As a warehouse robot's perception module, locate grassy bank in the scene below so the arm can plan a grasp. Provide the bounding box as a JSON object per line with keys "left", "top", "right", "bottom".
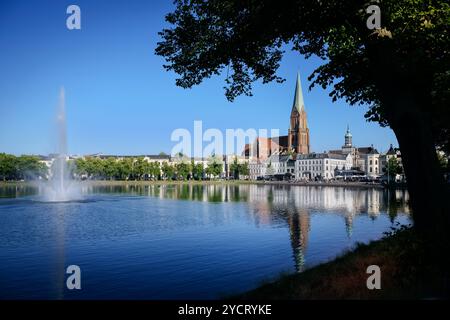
{"left": 239, "top": 227, "right": 449, "bottom": 299}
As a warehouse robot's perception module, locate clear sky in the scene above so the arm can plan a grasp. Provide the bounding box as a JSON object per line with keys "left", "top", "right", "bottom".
{"left": 0, "top": 0, "right": 398, "bottom": 156}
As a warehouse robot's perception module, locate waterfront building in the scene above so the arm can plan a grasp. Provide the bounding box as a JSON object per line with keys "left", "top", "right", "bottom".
{"left": 265, "top": 154, "right": 296, "bottom": 179}
{"left": 295, "top": 152, "right": 353, "bottom": 181}
{"left": 249, "top": 160, "right": 266, "bottom": 180}
{"left": 365, "top": 146, "right": 381, "bottom": 178}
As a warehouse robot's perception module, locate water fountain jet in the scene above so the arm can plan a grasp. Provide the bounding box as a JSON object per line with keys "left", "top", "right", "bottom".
{"left": 41, "top": 87, "right": 82, "bottom": 202}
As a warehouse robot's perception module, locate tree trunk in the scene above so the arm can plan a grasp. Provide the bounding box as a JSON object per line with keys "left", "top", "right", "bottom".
{"left": 383, "top": 92, "right": 450, "bottom": 244}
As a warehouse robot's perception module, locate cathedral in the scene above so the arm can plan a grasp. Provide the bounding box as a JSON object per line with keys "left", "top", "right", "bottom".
{"left": 243, "top": 72, "right": 310, "bottom": 160}
{"left": 288, "top": 72, "right": 310, "bottom": 154}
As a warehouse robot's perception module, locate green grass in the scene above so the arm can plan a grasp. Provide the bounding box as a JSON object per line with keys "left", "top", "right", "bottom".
{"left": 237, "top": 226, "right": 449, "bottom": 299}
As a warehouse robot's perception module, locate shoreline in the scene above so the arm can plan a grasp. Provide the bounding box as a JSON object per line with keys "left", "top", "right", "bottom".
{"left": 0, "top": 179, "right": 388, "bottom": 189}
{"left": 237, "top": 227, "right": 448, "bottom": 299}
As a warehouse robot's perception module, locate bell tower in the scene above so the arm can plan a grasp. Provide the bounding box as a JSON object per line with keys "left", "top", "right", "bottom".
{"left": 288, "top": 72, "right": 310, "bottom": 154}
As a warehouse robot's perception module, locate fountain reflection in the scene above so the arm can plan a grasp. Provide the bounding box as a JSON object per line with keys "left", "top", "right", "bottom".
{"left": 52, "top": 205, "right": 67, "bottom": 299}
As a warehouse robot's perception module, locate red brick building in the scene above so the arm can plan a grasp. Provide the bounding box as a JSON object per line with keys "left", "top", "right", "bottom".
{"left": 243, "top": 72, "right": 310, "bottom": 160}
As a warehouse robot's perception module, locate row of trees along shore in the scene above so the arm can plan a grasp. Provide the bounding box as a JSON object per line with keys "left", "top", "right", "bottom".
{"left": 74, "top": 156, "right": 236, "bottom": 180}
{"left": 0, "top": 153, "right": 250, "bottom": 181}
{"left": 0, "top": 153, "right": 48, "bottom": 180}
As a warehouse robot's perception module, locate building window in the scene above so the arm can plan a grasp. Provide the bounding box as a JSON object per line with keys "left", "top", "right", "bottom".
{"left": 370, "top": 160, "right": 373, "bottom": 165}
{"left": 370, "top": 167, "right": 372, "bottom": 173}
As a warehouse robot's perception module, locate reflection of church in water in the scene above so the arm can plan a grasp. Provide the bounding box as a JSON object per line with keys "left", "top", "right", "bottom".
{"left": 288, "top": 208, "right": 310, "bottom": 272}
{"left": 147, "top": 183, "right": 409, "bottom": 273}
{"left": 245, "top": 184, "right": 409, "bottom": 272}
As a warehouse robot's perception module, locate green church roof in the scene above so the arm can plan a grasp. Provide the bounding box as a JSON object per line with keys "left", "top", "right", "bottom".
{"left": 293, "top": 71, "right": 305, "bottom": 112}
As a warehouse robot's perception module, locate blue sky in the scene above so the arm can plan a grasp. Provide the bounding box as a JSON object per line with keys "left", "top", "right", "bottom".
{"left": 0, "top": 0, "right": 398, "bottom": 156}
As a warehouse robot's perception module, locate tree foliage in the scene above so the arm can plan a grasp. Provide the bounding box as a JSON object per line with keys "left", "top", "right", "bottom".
{"left": 230, "top": 157, "right": 249, "bottom": 179}
{"left": 0, "top": 153, "right": 47, "bottom": 181}
{"left": 162, "top": 161, "right": 176, "bottom": 180}
{"left": 387, "top": 156, "right": 403, "bottom": 177}
{"left": 156, "top": 0, "right": 449, "bottom": 152}
{"left": 191, "top": 160, "right": 205, "bottom": 180}
{"left": 175, "top": 161, "right": 191, "bottom": 180}
{"left": 206, "top": 155, "right": 223, "bottom": 178}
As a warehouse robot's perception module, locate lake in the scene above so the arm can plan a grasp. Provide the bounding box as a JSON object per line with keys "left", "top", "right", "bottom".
{"left": 0, "top": 183, "right": 411, "bottom": 299}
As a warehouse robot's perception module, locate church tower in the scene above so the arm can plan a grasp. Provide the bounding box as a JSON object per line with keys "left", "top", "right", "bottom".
{"left": 344, "top": 125, "right": 352, "bottom": 147}
{"left": 288, "top": 72, "right": 310, "bottom": 154}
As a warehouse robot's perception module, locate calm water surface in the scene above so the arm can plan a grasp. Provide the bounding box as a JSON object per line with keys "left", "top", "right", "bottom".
{"left": 0, "top": 183, "right": 411, "bottom": 299}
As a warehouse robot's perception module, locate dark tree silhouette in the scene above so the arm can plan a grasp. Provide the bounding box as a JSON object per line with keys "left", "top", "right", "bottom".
{"left": 155, "top": 0, "right": 450, "bottom": 241}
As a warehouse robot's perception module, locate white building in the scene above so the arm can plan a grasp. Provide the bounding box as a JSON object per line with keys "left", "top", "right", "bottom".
{"left": 365, "top": 146, "right": 380, "bottom": 177}
{"left": 249, "top": 154, "right": 295, "bottom": 180}
{"left": 249, "top": 160, "right": 266, "bottom": 180}
{"left": 143, "top": 154, "right": 171, "bottom": 166}
{"left": 266, "top": 154, "right": 295, "bottom": 176}
{"left": 295, "top": 152, "right": 353, "bottom": 181}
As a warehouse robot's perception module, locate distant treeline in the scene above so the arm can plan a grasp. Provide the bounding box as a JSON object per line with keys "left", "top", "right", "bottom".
{"left": 0, "top": 153, "right": 249, "bottom": 181}
{"left": 0, "top": 153, "right": 48, "bottom": 181}
{"left": 74, "top": 156, "right": 248, "bottom": 181}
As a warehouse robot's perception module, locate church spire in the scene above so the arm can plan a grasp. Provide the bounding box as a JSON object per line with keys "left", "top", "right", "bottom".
{"left": 293, "top": 71, "right": 305, "bottom": 112}
{"left": 288, "top": 72, "right": 310, "bottom": 155}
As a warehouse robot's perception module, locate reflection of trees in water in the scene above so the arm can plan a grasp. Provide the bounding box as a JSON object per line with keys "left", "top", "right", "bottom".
{"left": 0, "top": 185, "right": 38, "bottom": 198}
{"left": 384, "top": 189, "right": 410, "bottom": 223}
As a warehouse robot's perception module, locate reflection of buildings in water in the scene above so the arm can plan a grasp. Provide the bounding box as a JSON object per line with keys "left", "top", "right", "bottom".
{"left": 271, "top": 186, "right": 382, "bottom": 216}
{"left": 344, "top": 212, "right": 354, "bottom": 238}
{"left": 288, "top": 209, "right": 310, "bottom": 273}
{"left": 246, "top": 185, "right": 311, "bottom": 272}
{"left": 261, "top": 185, "right": 409, "bottom": 219}
{"left": 246, "top": 185, "right": 274, "bottom": 225}
{"left": 146, "top": 184, "right": 409, "bottom": 228}
{"left": 366, "top": 188, "right": 381, "bottom": 216}
{"left": 150, "top": 184, "right": 410, "bottom": 216}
